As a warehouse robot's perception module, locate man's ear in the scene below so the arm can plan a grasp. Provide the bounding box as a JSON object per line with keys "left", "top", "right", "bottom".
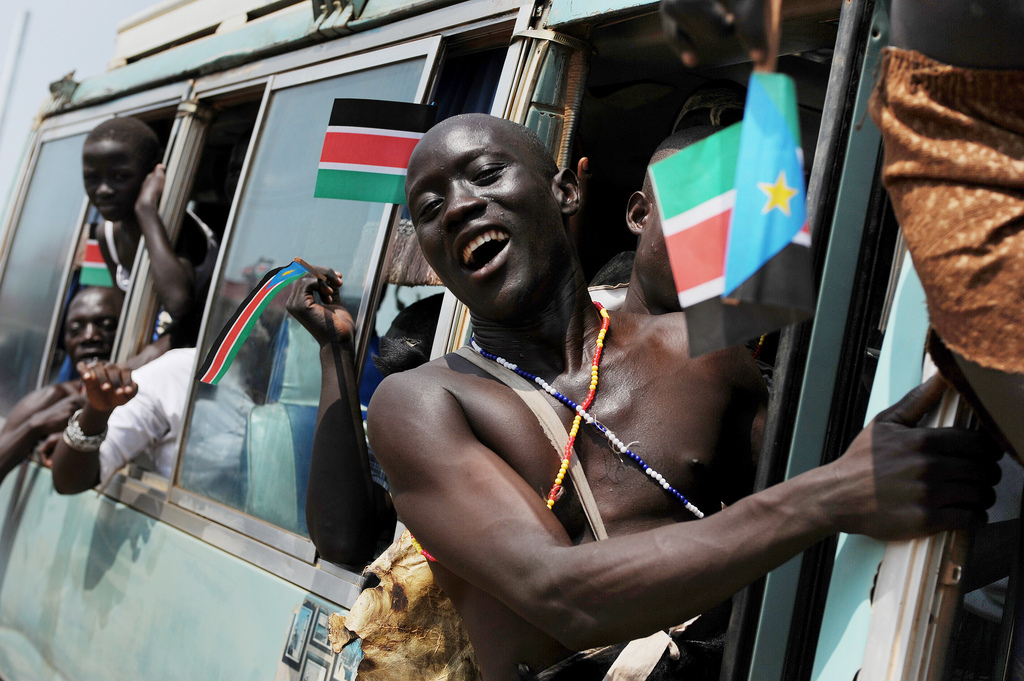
{"left": 553, "top": 167, "right": 580, "bottom": 217}
{"left": 626, "top": 190, "right": 653, "bottom": 236}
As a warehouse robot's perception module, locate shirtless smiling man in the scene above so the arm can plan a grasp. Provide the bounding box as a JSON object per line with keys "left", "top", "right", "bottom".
{"left": 296, "top": 114, "right": 999, "bottom": 681}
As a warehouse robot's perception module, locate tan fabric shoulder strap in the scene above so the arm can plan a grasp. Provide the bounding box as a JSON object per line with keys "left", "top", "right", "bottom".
{"left": 455, "top": 346, "right": 608, "bottom": 540}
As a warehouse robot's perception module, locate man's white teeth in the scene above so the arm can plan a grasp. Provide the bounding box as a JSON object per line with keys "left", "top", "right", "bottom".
{"left": 463, "top": 229, "right": 508, "bottom": 264}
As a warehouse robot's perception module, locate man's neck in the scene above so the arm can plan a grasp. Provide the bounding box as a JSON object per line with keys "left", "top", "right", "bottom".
{"left": 469, "top": 271, "right": 600, "bottom": 380}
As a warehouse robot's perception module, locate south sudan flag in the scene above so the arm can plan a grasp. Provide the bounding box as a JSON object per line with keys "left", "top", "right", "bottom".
{"left": 313, "top": 99, "right": 436, "bottom": 205}
{"left": 196, "top": 260, "right": 313, "bottom": 385}
{"left": 79, "top": 239, "right": 113, "bottom": 288}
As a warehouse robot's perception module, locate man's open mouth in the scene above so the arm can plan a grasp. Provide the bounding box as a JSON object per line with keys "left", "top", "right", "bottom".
{"left": 461, "top": 229, "right": 509, "bottom": 271}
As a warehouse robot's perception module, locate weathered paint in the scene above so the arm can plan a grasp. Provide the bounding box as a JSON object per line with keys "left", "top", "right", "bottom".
{"left": 547, "top": 0, "right": 654, "bottom": 27}
{"left": 69, "top": 6, "right": 318, "bottom": 108}
{"left": 0, "top": 465, "right": 336, "bottom": 681}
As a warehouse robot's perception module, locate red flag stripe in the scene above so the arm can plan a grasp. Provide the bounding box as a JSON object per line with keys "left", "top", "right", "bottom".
{"left": 199, "top": 279, "right": 286, "bottom": 383}
{"left": 665, "top": 209, "right": 730, "bottom": 297}
{"left": 84, "top": 241, "right": 105, "bottom": 265}
{"left": 319, "top": 132, "right": 419, "bottom": 168}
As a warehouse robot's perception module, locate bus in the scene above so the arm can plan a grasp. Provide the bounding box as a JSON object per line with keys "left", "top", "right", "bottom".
{"left": 0, "top": 0, "right": 1014, "bottom": 679}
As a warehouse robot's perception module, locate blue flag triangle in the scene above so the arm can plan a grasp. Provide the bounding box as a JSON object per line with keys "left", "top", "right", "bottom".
{"left": 723, "top": 73, "right": 808, "bottom": 295}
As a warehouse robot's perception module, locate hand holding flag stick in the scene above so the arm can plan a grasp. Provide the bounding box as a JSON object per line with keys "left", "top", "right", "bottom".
{"left": 650, "top": 0, "right": 814, "bottom": 356}
{"left": 659, "top": 0, "right": 779, "bottom": 70}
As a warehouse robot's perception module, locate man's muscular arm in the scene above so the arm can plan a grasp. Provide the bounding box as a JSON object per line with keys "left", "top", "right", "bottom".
{"left": 370, "top": 373, "right": 998, "bottom": 651}
{"left": 0, "top": 387, "right": 84, "bottom": 482}
{"left": 51, "top": 363, "right": 136, "bottom": 494}
{"left": 287, "top": 266, "right": 389, "bottom": 568}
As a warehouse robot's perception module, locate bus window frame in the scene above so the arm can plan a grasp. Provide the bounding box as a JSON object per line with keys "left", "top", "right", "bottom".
{"left": 0, "top": 0, "right": 599, "bottom": 610}
{"left": 74, "top": 8, "right": 529, "bottom": 608}
{"left": 0, "top": 82, "right": 191, "bottom": 406}
{"left": 162, "top": 35, "right": 443, "bottom": 565}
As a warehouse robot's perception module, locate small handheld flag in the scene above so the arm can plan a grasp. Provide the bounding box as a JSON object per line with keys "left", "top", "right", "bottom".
{"left": 650, "top": 123, "right": 741, "bottom": 310}
{"left": 650, "top": 75, "right": 815, "bottom": 356}
{"left": 313, "top": 98, "right": 436, "bottom": 205}
{"left": 723, "top": 72, "right": 812, "bottom": 296}
{"left": 196, "top": 260, "right": 314, "bottom": 385}
{"left": 650, "top": 123, "right": 784, "bottom": 356}
{"left": 721, "top": 72, "right": 815, "bottom": 334}
{"left": 79, "top": 239, "right": 114, "bottom": 288}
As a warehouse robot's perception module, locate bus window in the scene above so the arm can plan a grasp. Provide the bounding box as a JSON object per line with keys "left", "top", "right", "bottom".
{"left": 0, "top": 133, "right": 89, "bottom": 417}
{"left": 178, "top": 57, "right": 429, "bottom": 537}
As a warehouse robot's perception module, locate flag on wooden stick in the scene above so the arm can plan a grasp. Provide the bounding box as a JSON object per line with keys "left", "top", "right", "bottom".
{"left": 313, "top": 99, "right": 436, "bottom": 205}
{"left": 196, "top": 259, "right": 320, "bottom": 385}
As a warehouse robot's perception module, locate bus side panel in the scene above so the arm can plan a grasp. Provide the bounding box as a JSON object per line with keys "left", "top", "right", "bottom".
{"left": 0, "top": 467, "right": 325, "bottom": 681}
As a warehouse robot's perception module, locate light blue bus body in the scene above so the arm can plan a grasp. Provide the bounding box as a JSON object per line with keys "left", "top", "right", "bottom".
{"left": 0, "top": 0, "right": 1010, "bottom": 679}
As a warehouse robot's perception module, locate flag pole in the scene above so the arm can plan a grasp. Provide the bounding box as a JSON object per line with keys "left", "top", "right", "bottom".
{"left": 294, "top": 257, "right": 328, "bottom": 282}
{"left": 753, "top": 0, "right": 782, "bottom": 73}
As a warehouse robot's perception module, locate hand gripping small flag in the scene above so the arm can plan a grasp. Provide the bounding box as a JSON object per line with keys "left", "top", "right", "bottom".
{"left": 195, "top": 260, "right": 319, "bottom": 385}
{"left": 313, "top": 98, "right": 436, "bottom": 205}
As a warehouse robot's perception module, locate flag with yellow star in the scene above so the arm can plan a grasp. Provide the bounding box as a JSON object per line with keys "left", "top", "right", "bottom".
{"left": 724, "top": 73, "right": 811, "bottom": 294}
{"left": 722, "top": 72, "right": 815, "bottom": 330}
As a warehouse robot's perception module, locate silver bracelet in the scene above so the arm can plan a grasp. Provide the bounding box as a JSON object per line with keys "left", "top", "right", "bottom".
{"left": 62, "top": 409, "right": 107, "bottom": 453}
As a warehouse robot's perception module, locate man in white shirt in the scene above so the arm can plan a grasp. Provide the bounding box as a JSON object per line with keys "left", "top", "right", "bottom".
{"left": 50, "top": 347, "right": 196, "bottom": 493}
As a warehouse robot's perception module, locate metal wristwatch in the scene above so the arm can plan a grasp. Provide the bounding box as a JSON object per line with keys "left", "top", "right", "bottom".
{"left": 62, "top": 409, "right": 107, "bottom": 453}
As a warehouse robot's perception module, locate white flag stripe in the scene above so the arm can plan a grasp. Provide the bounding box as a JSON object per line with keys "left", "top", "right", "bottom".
{"left": 677, "top": 277, "right": 725, "bottom": 308}
{"left": 325, "top": 126, "right": 425, "bottom": 139}
{"left": 318, "top": 162, "right": 408, "bottom": 176}
{"left": 661, "top": 190, "right": 736, "bottom": 238}
{"left": 791, "top": 229, "right": 811, "bottom": 247}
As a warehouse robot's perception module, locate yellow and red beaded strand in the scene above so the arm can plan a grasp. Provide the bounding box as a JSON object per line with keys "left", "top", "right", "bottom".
{"left": 409, "top": 535, "right": 436, "bottom": 562}
{"left": 411, "top": 302, "right": 611, "bottom": 562}
{"left": 547, "top": 302, "right": 609, "bottom": 509}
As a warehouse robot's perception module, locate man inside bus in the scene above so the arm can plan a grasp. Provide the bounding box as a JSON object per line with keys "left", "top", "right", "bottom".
{"left": 82, "top": 117, "right": 218, "bottom": 365}
{"left": 49, "top": 346, "right": 196, "bottom": 495}
{"left": 294, "top": 113, "right": 1001, "bottom": 680}
{"left": 661, "top": 0, "right": 1024, "bottom": 457}
{"left": 0, "top": 287, "right": 122, "bottom": 484}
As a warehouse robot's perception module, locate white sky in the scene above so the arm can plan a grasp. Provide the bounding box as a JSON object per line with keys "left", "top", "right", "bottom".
{"left": 0, "top": 0, "right": 157, "bottom": 223}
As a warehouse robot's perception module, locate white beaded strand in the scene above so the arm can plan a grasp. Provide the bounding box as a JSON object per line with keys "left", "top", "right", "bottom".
{"left": 471, "top": 338, "right": 704, "bottom": 519}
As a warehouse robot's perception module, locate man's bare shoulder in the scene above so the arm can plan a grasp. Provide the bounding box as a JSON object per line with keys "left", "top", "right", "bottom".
{"left": 367, "top": 352, "right": 486, "bottom": 450}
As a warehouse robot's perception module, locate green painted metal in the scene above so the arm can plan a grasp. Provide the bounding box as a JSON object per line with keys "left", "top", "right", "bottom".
{"left": 810, "top": 253, "right": 929, "bottom": 681}
{"left": 547, "top": 0, "right": 655, "bottom": 28}
{"left": 746, "top": 4, "right": 890, "bottom": 681}
{"left": 69, "top": 9, "right": 318, "bottom": 108}
{"left": 0, "top": 466, "right": 336, "bottom": 681}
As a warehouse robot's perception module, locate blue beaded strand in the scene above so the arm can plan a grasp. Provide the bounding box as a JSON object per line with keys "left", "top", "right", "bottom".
{"left": 471, "top": 338, "right": 704, "bottom": 519}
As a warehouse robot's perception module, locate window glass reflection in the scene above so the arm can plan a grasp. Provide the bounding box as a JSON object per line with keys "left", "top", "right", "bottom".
{"left": 179, "top": 59, "right": 425, "bottom": 536}
{"left": 0, "top": 133, "right": 88, "bottom": 417}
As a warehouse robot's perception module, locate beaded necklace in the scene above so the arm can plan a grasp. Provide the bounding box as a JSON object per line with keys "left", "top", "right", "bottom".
{"left": 410, "top": 303, "right": 609, "bottom": 563}
{"left": 411, "top": 302, "right": 703, "bottom": 563}
{"left": 544, "top": 301, "right": 609, "bottom": 508}
{"left": 470, "top": 305, "right": 704, "bottom": 520}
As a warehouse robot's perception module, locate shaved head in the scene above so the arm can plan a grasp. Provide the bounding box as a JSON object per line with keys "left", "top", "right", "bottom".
{"left": 85, "top": 117, "right": 161, "bottom": 168}
{"left": 409, "top": 114, "right": 558, "bottom": 189}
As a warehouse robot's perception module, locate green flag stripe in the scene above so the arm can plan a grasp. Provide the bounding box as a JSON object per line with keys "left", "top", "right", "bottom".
{"left": 751, "top": 73, "right": 800, "bottom": 143}
{"left": 209, "top": 282, "right": 290, "bottom": 384}
{"left": 648, "top": 123, "right": 742, "bottom": 218}
{"left": 314, "top": 168, "right": 407, "bottom": 204}
{"left": 79, "top": 265, "right": 113, "bottom": 288}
